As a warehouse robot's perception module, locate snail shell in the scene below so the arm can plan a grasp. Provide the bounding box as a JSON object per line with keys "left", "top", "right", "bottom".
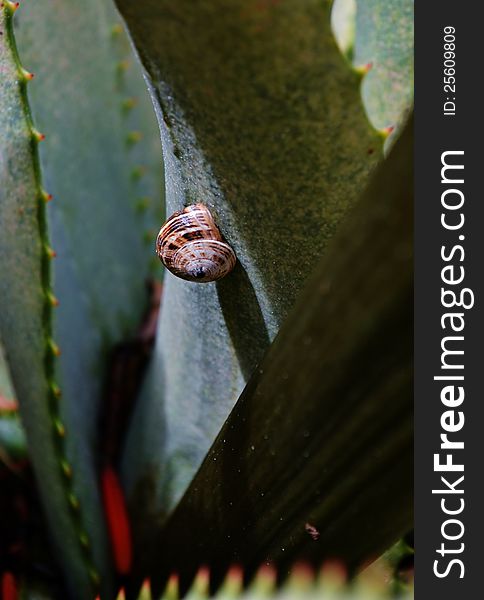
{"left": 156, "top": 204, "right": 236, "bottom": 283}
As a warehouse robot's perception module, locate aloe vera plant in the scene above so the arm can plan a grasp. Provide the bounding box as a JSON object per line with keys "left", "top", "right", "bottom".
{"left": 0, "top": 0, "right": 413, "bottom": 598}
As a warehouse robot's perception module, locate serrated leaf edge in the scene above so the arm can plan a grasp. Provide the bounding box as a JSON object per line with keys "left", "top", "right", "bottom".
{"left": 1, "top": 1, "right": 100, "bottom": 589}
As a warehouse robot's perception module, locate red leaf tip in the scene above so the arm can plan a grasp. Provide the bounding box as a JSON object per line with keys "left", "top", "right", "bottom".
{"left": 101, "top": 466, "right": 133, "bottom": 575}
{"left": 1, "top": 572, "right": 18, "bottom": 600}
{"left": 21, "top": 68, "right": 34, "bottom": 81}
{"left": 291, "top": 561, "right": 314, "bottom": 581}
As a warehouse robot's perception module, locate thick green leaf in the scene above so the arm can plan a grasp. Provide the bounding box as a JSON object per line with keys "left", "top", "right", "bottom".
{"left": 1, "top": 4, "right": 91, "bottom": 595}
{"left": 0, "top": 412, "right": 27, "bottom": 464}
{"left": 0, "top": 393, "right": 27, "bottom": 462}
{"left": 331, "top": 0, "right": 414, "bottom": 138}
{"left": 0, "top": 318, "right": 27, "bottom": 466}
{"left": 331, "top": 0, "right": 356, "bottom": 59}
{"left": 1, "top": 0, "right": 162, "bottom": 596}
{"left": 353, "top": 0, "right": 414, "bottom": 134}
{"left": 130, "top": 563, "right": 412, "bottom": 600}
{"left": 0, "top": 338, "right": 15, "bottom": 405}
{"left": 147, "top": 118, "right": 413, "bottom": 589}
{"left": 116, "top": 0, "right": 384, "bottom": 536}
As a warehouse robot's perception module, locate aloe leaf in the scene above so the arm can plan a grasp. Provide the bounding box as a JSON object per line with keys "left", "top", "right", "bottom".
{"left": 146, "top": 117, "right": 413, "bottom": 588}
{"left": 362, "top": 539, "right": 414, "bottom": 596}
{"left": 129, "top": 564, "right": 412, "bottom": 600}
{"left": 0, "top": 412, "right": 27, "bottom": 465}
{"left": 1, "top": 3, "right": 91, "bottom": 594}
{"left": 353, "top": 0, "right": 414, "bottom": 134}
{"left": 1, "top": 331, "right": 27, "bottom": 465}
{"left": 0, "top": 338, "right": 15, "bottom": 407}
{"left": 331, "top": 0, "right": 356, "bottom": 60}
{"left": 1, "top": 0, "right": 161, "bottom": 596}
{"left": 115, "top": 0, "right": 385, "bottom": 536}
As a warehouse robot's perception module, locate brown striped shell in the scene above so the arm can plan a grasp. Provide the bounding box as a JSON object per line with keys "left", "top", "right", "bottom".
{"left": 156, "top": 204, "right": 236, "bottom": 283}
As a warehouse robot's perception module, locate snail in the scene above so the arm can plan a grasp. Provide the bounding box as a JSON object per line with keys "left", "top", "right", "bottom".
{"left": 156, "top": 204, "right": 236, "bottom": 283}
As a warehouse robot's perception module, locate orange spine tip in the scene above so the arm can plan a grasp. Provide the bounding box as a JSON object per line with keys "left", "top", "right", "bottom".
{"left": 32, "top": 129, "right": 46, "bottom": 142}
{"left": 48, "top": 338, "right": 61, "bottom": 356}
{"left": 252, "top": 564, "right": 277, "bottom": 592}
{"left": 48, "top": 292, "right": 59, "bottom": 307}
{"left": 45, "top": 245, "right": 56, "bottom": 258}
{"left": 135, "top": 197, "right": 151, "bottom": 213}
{"left": 191, "top": 566, "right": 210, "bottom": 594}
{"left": 121, "top": 97, "right": 137, "bottom": 112}
{"left": 1, "top": 572, "right": 18, "bottom": 600}
{"left": 60, "top": 459, "right": 72, "bottom": 478}
{"left": 355, "top": 61, "right": 373, "bottom": 76}
{"left": 126, "top": 131, "right": 143, "bottom": 145}
{"left": 381, "top": 125, "right": 395, "bottom": 138}
{"left": 50, "top": 382, "right": 61, "bottom": 398}
{"left": 226, "top": 564, "right": 243, "bottom": 581}
{"left": 53, "top": 417, "right": 65, "bottom": 437}
{"left": 163, "top": 574, "right": 179, "bottom": 599}
{"left": 68, "top": 493, "right": 80, "bottom": 511}
{"left": 41, "top": 190, "right": 53, "bottom": 202}
{"left": 89, "top": 569, "right": 100, "bottom": 586}
{"left": 221, "top": 565, "right": 243, "bottom": 594}
{"left": 138, "top": 579, "right": 153, "bottom": 600}
{"left": 131, "top": 165, "right": 146, "bottom": 181}
{"left": 289, "top": 562, "right": 314, "bottom": 586}
{"left": 101, "top": 466, "right": 133, "bottom": 576}
{"left": 111, "top": 23, "right": 123, "bottom": 37}
{"left": 318, "top": 560, "right": 348, "bottom": 589}
{"left": 117, "top": 60, "right": 130, "bottom": 73}
{"left": 20, "top": 68, "right": 34, "bottom": 82}
{"left": 4, "top": 1, "right": 20, "bottom": 14}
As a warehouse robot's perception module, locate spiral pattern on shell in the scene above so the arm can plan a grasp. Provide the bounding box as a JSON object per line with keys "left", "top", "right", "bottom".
{"left": 156, "top": 204, "right": 237, "bottom": 283}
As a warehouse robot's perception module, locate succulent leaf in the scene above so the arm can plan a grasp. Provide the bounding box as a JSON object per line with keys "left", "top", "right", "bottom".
{"left": 1, "top": 0, "right": 162, "bottom": 596}
{"left": 331, "top": 0, "right": 357, "bottom": 60}
{"left": 144, "top": 119, "right": 413, "bottom": 585}
{"left": 1, "top": 4, "right": 95, "bottom": 595}
{"left": 1, "top": 1, "right": 413, "bottom": 596}
{"left": 353, "top": 0, "right": 414, "bottom": 136}
{"left": 114, "top": 0, "right": 385, "bottom": 545}
{"left": 0, "top": 338, "right": 16, "bottom": 410}
{"left": 129, "top": 563, "right": 412, "bottom": 600}
{"left": 0, "top": 408, "right": 27, "bottom": 466}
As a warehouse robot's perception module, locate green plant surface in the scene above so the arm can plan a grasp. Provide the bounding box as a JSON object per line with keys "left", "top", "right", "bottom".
{"left": 145, "top": 117, "right": 413, "bottom": 588}
{"left": 1, "top": 0, "right": 162, "bottom": 596}
{"left": 331, "top": 0, "right": 356, "bottom": 60}
{"left": 1, "top": 3, "right": 90, "bottom": 592}
{"left": 0, "top": 396, "right": 27, "bottom": 464}
{"left": 360, "top": 537, "right": 414, "bottom": 597}
{"left": 118, "top": 563, "right": 412, "bottom": 600}
{"left": 0, "top": 414, "right": 27, "bottom": 464}
{"left": 16, "top": 565, "right": 413, "bottom": 600}
{"left": 0, "top": 338, "right": 15, "bottom": 405}
{"left": 331, "top": 0, "right": 414, "bottom": 139}
{"left": 353, "top": 0, "right": 414, "bottom": 134}
{"left": 1, "top": 335, "right": 26, "bottom": 464}
{"left": 115, "top": 0, "right": 388, "bottom": 540}
{"left": 109, "top": 22, "right": 166, "bottom": 261}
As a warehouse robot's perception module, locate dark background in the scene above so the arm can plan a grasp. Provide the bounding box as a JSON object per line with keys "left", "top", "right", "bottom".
{"left": 415, "top": 1, "right": 484, "bottom": 596}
